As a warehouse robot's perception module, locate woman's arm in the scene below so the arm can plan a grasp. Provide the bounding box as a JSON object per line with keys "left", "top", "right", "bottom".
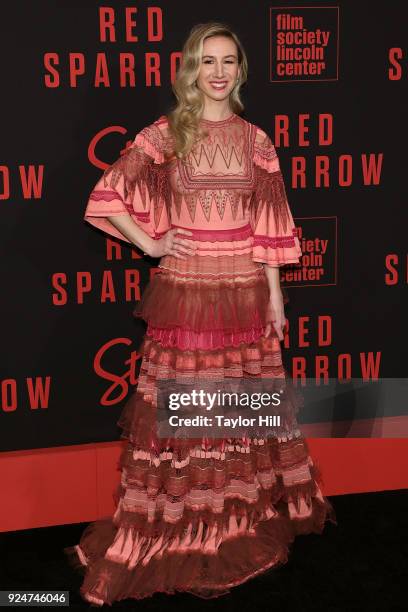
{"left": 107, "top": 213, "right": 196, "bottom": 259}
{"left": 262, "top": 263, "right": 285, "bottom": 341}
{"left": 85, "top": 121, "right": 195, "bottom": 259}
{"left": 106, "top": 214, "right": 153, "bottom": 254}
{"left": 250, "top": 127, "right": 302, "bottom": 341}
{"left": 263, "top": 264, "right": 282, "bottom": 297}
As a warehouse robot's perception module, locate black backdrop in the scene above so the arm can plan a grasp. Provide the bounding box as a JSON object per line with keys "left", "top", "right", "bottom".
{"left": 1, "top": 0, "right": 406, "bottom": 452}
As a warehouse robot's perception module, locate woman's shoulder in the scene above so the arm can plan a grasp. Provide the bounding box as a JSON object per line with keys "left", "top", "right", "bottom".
{"left": 249, "top": 121, "right": 272, "bottom": 145}
{"left": 136, "top": 113, "right": 273, "bottom": 156}
{"left": 132, "top": 115, "right": 170, "bottom": 161}
{"left": 135, "top": 115, "right": 168, "bottom": 141}
{"left": 235, "top": 115, "right": 273, "bottom": 150}
{"left": 242, "top": 119, "right": 277, "bottom": 168}
{"left": 147, "top": 114, "right": 169, "bottom": 133}
{"left": 147, "top": 113, "right": 267, "bottom": 137}
{"left": 141, "top": 114, "right": 170, "bottom": 139}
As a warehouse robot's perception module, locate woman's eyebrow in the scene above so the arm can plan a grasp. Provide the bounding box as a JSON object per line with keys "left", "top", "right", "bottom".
{"left": 202, "top": 54, "right": 237, "bottom": 59}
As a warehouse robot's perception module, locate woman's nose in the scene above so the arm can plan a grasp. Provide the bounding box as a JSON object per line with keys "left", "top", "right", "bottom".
{"left": 212, "top": 64, "right": 225, "bottom": 78}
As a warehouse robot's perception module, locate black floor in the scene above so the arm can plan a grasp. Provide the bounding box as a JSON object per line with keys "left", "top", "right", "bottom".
{"left": 1, "top": 490, "right": 407, "bottom": 610}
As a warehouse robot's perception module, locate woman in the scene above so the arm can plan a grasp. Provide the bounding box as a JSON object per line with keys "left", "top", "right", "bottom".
{"left": 65, "top": 22, "right": 337, "bottom": 606}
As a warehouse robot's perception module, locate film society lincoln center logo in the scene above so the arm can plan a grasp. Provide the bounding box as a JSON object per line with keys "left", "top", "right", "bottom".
{"left": 269, "top": 6, "right": 339, "bottom": 82}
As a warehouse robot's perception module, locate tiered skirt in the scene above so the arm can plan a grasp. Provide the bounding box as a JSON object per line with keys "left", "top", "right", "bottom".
{"left": 65, "top": 232, "right": 337, "bottom": 606}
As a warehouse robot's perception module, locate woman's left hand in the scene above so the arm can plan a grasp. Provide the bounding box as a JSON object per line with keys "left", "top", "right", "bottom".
{"left": 264, "top": 291, "right": 286, "bottom": 341}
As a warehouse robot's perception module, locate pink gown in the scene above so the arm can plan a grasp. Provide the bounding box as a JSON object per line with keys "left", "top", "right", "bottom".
{"left": 65, "top": 112, "right": 336, "bottom": 605}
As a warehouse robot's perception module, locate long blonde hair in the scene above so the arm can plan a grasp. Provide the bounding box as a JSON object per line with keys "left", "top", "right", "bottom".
{"left": 167, "top": 22, "right": 248, "bottom": 160}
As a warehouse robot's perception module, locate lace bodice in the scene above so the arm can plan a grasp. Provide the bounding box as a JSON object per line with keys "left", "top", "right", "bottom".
{"left": 84, "top": 112, "right": 302, "bottom": 266}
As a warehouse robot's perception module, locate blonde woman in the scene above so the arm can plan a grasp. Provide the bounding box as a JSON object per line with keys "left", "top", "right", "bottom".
{"left": 65, "top": 21, "right": 336, "bottom": 606}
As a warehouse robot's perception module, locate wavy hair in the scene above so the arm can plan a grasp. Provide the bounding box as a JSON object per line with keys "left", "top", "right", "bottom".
{"left": 166, "top": 22, "right": 248, "bottom": 160}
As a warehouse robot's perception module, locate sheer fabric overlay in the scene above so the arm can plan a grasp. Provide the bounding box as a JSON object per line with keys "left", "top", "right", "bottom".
{"left": 64, "top": 113, "right": 336, "bottom": 606}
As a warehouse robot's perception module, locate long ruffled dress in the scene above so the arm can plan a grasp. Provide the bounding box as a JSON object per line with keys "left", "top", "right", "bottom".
{"left": 65, "top": 112, "right": 337, "bottom": 606}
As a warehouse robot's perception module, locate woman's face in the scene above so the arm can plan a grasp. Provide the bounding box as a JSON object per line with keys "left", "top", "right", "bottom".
{"left": 196, "top": 35, "right": 240, "bottom": 105}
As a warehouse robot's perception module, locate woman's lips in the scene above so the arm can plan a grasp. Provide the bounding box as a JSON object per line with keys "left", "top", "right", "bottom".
{"left": 210, "top": 81, "right": 227, "bottom": 90}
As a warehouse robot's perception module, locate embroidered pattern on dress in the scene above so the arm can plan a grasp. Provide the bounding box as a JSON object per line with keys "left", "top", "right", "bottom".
{"left": 249, "top": 166, "right": 291, "bottom": 235}
{"left": 99, "top": 125, "right": 172, "bottom": 230}
{"left": 175, "top": 117, "right": 256, "bottom": 224}
{"left": 84, "top": 114, "right": 302, "bottom": 265}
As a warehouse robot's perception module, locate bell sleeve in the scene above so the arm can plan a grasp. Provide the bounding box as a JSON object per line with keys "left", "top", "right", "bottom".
{"left": 84, "top": 123, "right": 172, "bottom": 243}
{"left": 250, "top": 128, "right": 302, "bottom": 266}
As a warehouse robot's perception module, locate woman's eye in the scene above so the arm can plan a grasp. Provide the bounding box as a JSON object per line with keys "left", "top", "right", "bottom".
{"left": 203, "top": 60, "right": 235, "bottom": 64}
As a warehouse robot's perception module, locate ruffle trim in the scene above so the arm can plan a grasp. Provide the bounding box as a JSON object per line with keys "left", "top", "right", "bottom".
{"left": 64, "top": 457, "right": 337, "bottom": 605}
{"left": 145, "top": 324, "right": 266, "bottom": 350}
{"left": 133, "top": 271, "right": 272, "bottom": 332}
{"left": 127, "top": 430, "right": 303, "bottom": 468}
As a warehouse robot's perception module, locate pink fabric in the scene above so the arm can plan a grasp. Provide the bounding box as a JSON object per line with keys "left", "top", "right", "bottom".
{"left": 64, "top": 114, "right": 338, "bottom": 608}
{"left": 84, "top": 113, "right": 302, "bottom": 267}
{"left": 146, "top": 324, "right": 266, "bottom": 350}
{"left": 170, "top": 223, "right": 253, "bottom": 241}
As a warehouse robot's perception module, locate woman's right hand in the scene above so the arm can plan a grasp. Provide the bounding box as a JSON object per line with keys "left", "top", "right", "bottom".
{"left": 147, "top": 227, "right": 197, "bottom": 259}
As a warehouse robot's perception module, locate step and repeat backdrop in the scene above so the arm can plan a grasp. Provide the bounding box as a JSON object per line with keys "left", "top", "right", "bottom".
{"left": 1, "top": 1, "right": 406, "bottom": 452}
